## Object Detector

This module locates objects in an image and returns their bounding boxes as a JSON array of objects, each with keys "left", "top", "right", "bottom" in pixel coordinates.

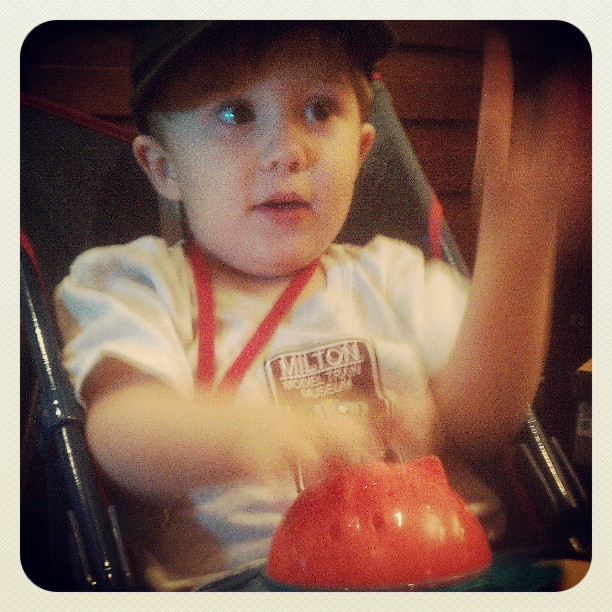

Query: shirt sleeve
[
  {"left": 54, "top": 236, "right": 198, "bottom": 401},
  {"left": 419, "top": 258, "right": 470, "bottom": 373},
  {"left": 353, "top": 236, "right": 470, "bottom": 374}
]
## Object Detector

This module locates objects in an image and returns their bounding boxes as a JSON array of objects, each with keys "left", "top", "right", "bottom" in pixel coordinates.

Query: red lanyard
[{"left": 187, "top": 239, "right": 320, "bottom": 394}]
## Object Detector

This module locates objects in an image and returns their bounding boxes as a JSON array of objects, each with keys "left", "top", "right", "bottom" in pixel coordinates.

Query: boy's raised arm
[{"left": 430, "top": 31, "right": 591, "bottom": 455}]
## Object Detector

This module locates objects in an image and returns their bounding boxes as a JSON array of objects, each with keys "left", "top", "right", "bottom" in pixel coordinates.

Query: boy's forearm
[
  {"left": 432, "top": 199, "right": 558, "bottom": 455},
  {"left": 85, "top": 383, "right": 242, "bottom": 503},
  {"left": 430, "top": 27, "right": 586, "bottom": 455},
  {"left": 84, "top": 369, "right": 377, "bottom": 502}
]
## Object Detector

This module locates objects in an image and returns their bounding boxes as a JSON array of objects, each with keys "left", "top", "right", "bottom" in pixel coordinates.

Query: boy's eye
[
  {"left": 305, "top": 97, "right": 336, "bottom": 123},
  {"left": 217, "top": 101, "right": 255, "bottom": 125}
]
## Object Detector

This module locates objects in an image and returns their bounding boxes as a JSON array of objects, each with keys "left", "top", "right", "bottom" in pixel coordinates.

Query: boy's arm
[
  {"left": 430, "top": 32, "right": 591, "bottom": 455},
  {"left": 82, "top": 358, "right": 376, "bottom": 503}
]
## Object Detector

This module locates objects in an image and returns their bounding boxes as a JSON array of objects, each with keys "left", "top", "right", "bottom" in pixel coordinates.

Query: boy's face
[{"left": 135, "top": 31, "right": 375, "bottom": 279}]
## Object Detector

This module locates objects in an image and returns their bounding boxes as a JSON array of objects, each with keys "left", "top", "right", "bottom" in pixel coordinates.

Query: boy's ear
[
  {"left": 132, "top": 135, "right": 182, "bottom": 201},
  {"left": 358, "top": 122, "right": 376, "bottom": 166}
]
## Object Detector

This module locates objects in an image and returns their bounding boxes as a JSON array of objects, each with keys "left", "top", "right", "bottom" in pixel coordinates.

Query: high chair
[{"left": 20, "top": 78, "right": 589, "bottom": 591}]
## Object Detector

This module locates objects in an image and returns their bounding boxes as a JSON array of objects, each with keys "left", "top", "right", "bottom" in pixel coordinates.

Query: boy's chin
[
  {"left": 208, "top": 251, "right": 316, "bottom": 284},
  {"left": 242, "top": 245, "right": 321, "bottom": 276},
  {"left": 242, "top": 260, "right": 314, "bottom": 281}
]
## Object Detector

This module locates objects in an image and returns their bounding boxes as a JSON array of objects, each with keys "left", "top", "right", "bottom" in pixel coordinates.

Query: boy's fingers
[
  {"left": 313, "top": 412, "right": 381, "bottom": 463},
  {"left": 230, "top": 401, "right": 381, "bottom": 483},
  {"left": 506, "top": 63, "right": 591, "bottom": 217},
  {"left": 540, "top": 66, "right": 591, "bottom": 203}
]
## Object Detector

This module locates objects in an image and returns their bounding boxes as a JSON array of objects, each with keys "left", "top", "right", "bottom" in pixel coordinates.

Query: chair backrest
[
  {"left": 342, "top": 80, "right": 469, "bottom": 275},
  {"left": 20, "top": 96, "right": 160, "bottom": 293},
  {"left": 21, "top": 97, "right": 158, "bottom": 590}
]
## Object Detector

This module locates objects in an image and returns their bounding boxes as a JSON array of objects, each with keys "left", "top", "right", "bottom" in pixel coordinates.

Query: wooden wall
[{"left": 381, "top": 21, "right": 486, "bottom": 266}]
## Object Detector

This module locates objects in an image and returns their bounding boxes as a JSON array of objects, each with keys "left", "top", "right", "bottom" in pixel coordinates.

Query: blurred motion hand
[
  {"left": 430, "top": 28, "right": 590, "bottom": 453},
  {"left": 201, "top": 389, "right": 382, "bottom": 485},
  {"left": 472, "top": 29, "right": 591, "bottom": 228}
]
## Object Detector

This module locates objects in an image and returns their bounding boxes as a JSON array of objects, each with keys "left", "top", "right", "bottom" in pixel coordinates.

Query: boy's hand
[
  {"left": 206, "top": 392, "right": 381, "bottom": 485},
  {"left": 472, "top": 30, "right": 591, "bottom": 228}
]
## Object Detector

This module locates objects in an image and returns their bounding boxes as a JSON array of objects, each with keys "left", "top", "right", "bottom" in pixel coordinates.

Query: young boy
[{"left": 54, "top": 21, "right": 589, "bottom": 590}]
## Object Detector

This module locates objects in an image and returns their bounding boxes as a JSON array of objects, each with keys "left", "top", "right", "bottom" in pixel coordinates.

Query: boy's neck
[{"left": 204, "top": 251, "right": 295, "bottom": 298}]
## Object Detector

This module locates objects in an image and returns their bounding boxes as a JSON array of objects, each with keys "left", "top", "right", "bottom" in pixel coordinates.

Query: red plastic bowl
[{"left": 267, "top": 456, "right": 492, "bottom": 589}]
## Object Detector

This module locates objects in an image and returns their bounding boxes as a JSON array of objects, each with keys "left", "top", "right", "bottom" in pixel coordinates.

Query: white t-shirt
[{"left": 55, "top": 234, "right": 469, "bottom": 590}]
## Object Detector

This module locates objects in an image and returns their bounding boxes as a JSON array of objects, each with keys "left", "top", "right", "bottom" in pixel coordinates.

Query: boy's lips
[{"left": 254, "top": 193, "right": 313, "bottom": 225}]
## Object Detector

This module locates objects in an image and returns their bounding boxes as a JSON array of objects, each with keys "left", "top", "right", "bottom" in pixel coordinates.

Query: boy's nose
[{"left": 260, "top": 122, "right": 312, "bottom": 173}]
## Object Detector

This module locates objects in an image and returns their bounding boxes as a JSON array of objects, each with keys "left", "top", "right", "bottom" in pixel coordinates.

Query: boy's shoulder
[
  {"left": 64, "top": 235, "right": 190, "bottom": 288},
  {"left": 327, "top": 235, "right": 426, "bottom": 271},
  {"left": 71, "top": 235, "right": 182, "bottom": 265},
  {"left": 325, "top": 235, "right": 467, "bottom": 301}
]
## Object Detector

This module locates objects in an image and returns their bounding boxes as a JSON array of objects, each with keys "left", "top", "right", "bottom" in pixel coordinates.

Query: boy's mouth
[
  {"left": 254, "top": 193, "right": 312, "bottom": 225},
  {"left": 255, "top": 193, "right": 311, "bottom": 211}
]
